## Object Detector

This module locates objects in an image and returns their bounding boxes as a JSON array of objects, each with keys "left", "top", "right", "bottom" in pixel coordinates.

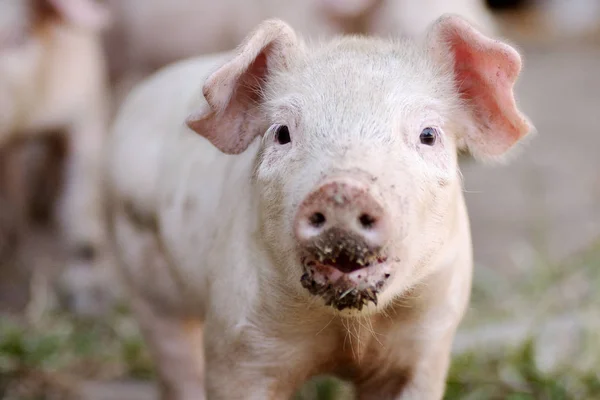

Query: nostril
[
  {"left": 359, "top": 213, "right": 377, "bottom": 229},
  {"left": 309, "top": 212, "right": 326, "bottom": 228}
]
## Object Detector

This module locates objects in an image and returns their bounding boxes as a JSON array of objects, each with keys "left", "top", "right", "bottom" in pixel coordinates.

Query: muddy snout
[
  {"left": 294, "top": 178, "right": 390, "bottom": 273},
  {"left": 294, "top": 178, "right": 393, "bottom": 311}
]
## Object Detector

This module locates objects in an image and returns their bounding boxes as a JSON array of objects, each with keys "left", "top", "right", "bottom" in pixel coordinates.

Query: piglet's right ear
[{"left": 186, "top": 19, "right": 298, "bottom": 155}]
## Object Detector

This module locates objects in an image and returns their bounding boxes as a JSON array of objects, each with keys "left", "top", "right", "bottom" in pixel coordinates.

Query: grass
[
  {"left": 1, "top": 241, "right": 599, "bottom": 399},
  {"left": 0, "top": 307, "right": 153, "bottom": 400},
  {"left": 446, "top": 340, "right": 600, "bottom": 400}
]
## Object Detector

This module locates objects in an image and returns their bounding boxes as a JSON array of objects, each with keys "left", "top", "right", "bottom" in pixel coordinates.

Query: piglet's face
[{"left": 187, "top": 16, "right": 533, "bottom": 314}]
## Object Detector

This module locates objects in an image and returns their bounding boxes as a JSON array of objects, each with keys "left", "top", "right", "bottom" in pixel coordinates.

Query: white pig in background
[
  {"left": 0, "top": 0, "right": 114, "bottom": 315},
  {"left": 319, "top": 0, "right": 497, "bottom": 37},
  {"left": 103, "top": 0, "right": 497, "bottom": 106},
  {"left": 107, "top": 13, "right": 532, "bottom": 399}
]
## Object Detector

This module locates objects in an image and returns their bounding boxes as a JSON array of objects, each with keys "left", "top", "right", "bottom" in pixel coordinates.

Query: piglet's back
[{"left": 108, "top": 51, "right": 234, "bottom": 215}]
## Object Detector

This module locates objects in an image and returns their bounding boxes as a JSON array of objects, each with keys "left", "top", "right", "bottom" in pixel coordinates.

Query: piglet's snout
[{"left": 294, "top": 179, "right": 390, "bottom": 255}]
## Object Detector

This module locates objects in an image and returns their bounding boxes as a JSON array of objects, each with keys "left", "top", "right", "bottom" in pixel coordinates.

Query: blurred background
[{"left": 0, "top": 0, "right": 598, "bottom": 399}]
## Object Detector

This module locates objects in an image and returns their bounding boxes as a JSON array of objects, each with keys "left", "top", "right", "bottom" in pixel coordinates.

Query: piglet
[
  {"left": 107, "top": 14, "right": 533, "bottom": 400},
  {"left": 0, "top": 0, "right": 113, "bottom": 316}
]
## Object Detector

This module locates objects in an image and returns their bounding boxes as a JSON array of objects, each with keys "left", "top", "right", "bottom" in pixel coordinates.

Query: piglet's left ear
[{"left": 427, "top": 14, "right": 534, "bottom": 160}]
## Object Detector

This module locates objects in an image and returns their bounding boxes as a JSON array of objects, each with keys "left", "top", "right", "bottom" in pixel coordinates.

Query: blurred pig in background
[
  {"left": 103, "top": 0, "right": 497, "bottom": 106},
  {"left": 0, "top": 0, "right": 113, "bottom": 316},
  {"left": 319, "top": 0, "right": 496, "bottom": 36}
]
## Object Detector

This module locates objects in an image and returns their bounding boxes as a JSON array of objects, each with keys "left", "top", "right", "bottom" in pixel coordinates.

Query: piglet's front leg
[
  {"left": 355, "top": 334, "right": 454, "bottom": 400},
  {"left": 203, "top": 324, "right": 314, "bottom": 400}
]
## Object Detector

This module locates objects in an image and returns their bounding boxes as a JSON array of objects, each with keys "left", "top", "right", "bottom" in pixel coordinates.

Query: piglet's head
[{"left": 187, "top": 16, "right": 533, "bottom": 315}]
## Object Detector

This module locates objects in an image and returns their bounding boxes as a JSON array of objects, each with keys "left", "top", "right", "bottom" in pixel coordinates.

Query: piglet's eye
[
  {"left": 275, "top": 125, "right": 291, "bottom": 145},
  {"left": 419, "top": 127, "right": 437, "bottom": 146}
]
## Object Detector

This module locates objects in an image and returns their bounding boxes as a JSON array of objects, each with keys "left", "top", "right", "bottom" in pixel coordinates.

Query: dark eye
[
  {"left": 275, "top": 125, "right": 291, "bottom": 145},
  {"left": 419, "top": 127, "right": 437, "bottom": 146}
]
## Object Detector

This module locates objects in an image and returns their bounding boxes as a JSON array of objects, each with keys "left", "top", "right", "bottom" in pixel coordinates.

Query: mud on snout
[{"left": 299, "top": 228, "right": 393, "bottom": 311}]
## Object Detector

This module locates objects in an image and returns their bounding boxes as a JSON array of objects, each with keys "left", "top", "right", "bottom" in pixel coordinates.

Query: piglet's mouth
[
  {"left": 299, "top": 250, "right": 391, "bottom": 311},
  {"left": 310, "top": 251, "right": 388, "bottom": 273}
]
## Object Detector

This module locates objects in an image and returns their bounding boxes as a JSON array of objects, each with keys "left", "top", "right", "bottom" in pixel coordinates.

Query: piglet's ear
[
  {"left": 47, "top": 0, "right": 112, "bottom": 31},
  {"left": 427, "top": 14, "right": 534, "bottom": 159},
  {"left": 186, "top": 19, "right": 298, "bottom": 155}
]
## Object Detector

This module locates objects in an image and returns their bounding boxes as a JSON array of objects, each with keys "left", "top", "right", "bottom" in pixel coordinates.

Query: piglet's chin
[{"left": 300, "top": 255, "right": 393, "bottom": 313}]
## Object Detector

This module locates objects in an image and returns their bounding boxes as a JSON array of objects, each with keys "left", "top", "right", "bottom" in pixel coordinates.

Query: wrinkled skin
[
  {"left": 0, "top": 0, "right": 114, "bottom": 316},
  {"left": 108, "top": 16, "right": 532, "bottom": 400}
]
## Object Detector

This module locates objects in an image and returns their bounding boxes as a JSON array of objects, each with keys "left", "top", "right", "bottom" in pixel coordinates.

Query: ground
[{"left": 1, "top": 5, "right": 600, "bottom": 400}]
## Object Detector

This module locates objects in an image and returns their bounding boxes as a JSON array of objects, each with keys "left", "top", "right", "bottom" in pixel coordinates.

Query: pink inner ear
[
  {"left": 251, "top": 51, "right": 268, "bottom": 79},
  {"left": 446, "top": 22, "right": 530, "bottom": 156},
  {"left": 188, "top": 47, "right": 271, "bottom": 155},
  {"left": 235, "top": 50, "right": 268, "bottom": 105}
]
